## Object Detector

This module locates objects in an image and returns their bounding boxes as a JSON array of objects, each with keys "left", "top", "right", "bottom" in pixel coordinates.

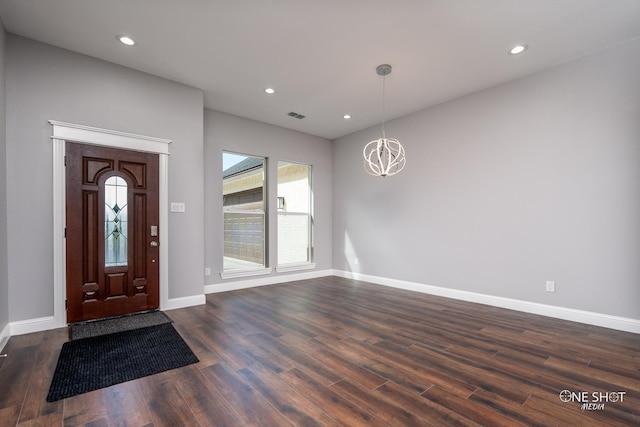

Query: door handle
[{"left": 150, "top": 241, "right": 159, "bottom": 247}]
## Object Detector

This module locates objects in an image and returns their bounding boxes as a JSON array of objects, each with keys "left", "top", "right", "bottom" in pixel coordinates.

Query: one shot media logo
[{"left": 559, "top": 389, "right": 627, "bottom": 411}]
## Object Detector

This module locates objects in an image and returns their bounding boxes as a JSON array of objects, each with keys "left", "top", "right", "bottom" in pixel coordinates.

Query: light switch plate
[{"left": 170, "top": 202, "right": 186, "bottom": 213}]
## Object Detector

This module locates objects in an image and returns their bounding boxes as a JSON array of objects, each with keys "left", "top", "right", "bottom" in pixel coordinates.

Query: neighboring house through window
[
  {"left": 222, "top": 152, "right": 266, "bottom": 271},
  {"left": 221, "top": 153, "right": 314, "bottom": 276},
  {"left": 277, "top": 161, "right": 312, "bottom": 266}
]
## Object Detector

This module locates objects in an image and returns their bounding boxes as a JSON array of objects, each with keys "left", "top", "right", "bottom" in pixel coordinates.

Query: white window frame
[
  {"left": 220, "top": 151, "right": 271, "bottom": 279},
  {"left": 275, "top": 161, "right": 316, "bottom": 273}
]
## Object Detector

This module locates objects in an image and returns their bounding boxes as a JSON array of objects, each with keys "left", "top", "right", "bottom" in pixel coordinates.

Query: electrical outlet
[
  {"left": 546, "top": 281, "right": 555, "bottom": 293},
  {"left": 204, "top": 267, "right": 211, "bottom": 276},
  {"left": 354, "top": 258, "right": 359, "bottom": 266}
]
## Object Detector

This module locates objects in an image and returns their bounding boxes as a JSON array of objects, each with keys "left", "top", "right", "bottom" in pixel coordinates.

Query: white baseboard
[
  {"left": 335, "top": 270, "right": 640, "bottom": 334},
  {"left": 164, "top": 294, "right": 207, "bottom": 311},
  {"left": 10, "top": 316, "right": 57, "bottom": 336},
  {"left": 0, "top": 323, "right": 10, "bottom": 353},
  {"left": 9, "top": 272, "right": 637, "bottom": 336},
  {"left": 6, "top": 294, "right": 206, "bottom": 336},
  {"left": 205, "top": 269, "right": 334, "bottom": 294}
]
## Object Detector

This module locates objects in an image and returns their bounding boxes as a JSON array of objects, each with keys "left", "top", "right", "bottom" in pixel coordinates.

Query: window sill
[
  {"left": 220, "top": 267, "right": 272, "bottom": 280},
  {"left": 276, "top": 263, "right": 316, "bottom": 273}
]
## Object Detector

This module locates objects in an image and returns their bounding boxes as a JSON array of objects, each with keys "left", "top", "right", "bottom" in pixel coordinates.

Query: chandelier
[{"left": 363, "top": 64, "right": 406, "bottom": 177}]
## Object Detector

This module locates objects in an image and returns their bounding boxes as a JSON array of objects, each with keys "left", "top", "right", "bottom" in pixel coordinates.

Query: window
[
  {"left": 222, "top": 152, "right": 266, "bottom": 271},
  {"left": 277, "top": 161, "right": 312, "bottom": 266},
  {"left": 105, "top": 175, "right": 128, "bottom": 267}
]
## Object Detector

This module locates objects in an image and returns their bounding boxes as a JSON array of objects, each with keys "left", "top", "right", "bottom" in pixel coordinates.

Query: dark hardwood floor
[{"left": 1, "top": 276, "right": 639, "bottom": 426}]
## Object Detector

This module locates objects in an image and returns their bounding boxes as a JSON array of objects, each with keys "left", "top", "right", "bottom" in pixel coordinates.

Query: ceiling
[{"left": 1, "top": 1, "right": 639, "bottom": 140}]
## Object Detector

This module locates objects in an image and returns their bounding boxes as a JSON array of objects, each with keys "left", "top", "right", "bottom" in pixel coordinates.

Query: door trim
[{"left": 50, "top": 120, "right": 171, "bottom": 327}]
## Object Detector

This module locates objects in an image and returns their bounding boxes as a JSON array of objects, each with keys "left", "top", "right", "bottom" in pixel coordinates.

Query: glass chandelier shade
[{"left": 363, "top": 64, "right": 406, "bottom": 177}]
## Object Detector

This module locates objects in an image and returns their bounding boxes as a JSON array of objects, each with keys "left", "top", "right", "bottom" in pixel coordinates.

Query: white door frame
[{"left": 50, "top": 120, "right": 171, "bottom": 327}]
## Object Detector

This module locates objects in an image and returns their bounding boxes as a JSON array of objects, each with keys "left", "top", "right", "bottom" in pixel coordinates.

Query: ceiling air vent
[{"left": 287, "top": 112, "right": 306, "bottom": 119}]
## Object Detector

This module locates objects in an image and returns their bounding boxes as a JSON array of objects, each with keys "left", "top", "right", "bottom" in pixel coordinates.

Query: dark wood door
[{"left": 66, "top": 142, "right": 160, "bottom": 323}]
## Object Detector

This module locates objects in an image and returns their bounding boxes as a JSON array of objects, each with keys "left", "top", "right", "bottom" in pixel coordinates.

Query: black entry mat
[
  {"left": 69, "top": 310, "right": 172, "bottom": 340},
  {"left": 47, "top": 323, "right": 198, "bottom": 402}
]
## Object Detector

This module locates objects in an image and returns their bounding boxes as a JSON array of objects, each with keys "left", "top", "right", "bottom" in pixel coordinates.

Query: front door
[{"left": 65, "top": 142, "right": 160, "bottom": 323}]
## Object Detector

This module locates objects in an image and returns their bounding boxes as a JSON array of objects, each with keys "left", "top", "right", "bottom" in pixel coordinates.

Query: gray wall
[
  {"left": 204, "top": 110, "right": 333, "bottom": 284},
  {"left": 6, "top": 35, "right": 205, "bottom": 322},
  {"left": 333, "top": 38, "right": 640, "bottom": 319},
  {"left": 0, "top": 23, "right": 8, "bottom": 332}
]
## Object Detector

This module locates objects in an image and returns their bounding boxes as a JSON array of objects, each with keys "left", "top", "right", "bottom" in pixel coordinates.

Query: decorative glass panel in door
[{"left": 105, "top": 176, "right": 128, "bottom": 267}]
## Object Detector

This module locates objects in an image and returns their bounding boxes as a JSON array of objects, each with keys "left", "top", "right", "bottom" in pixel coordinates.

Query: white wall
[
  {"left": 5, "top": 36, "right": 205, "bottom": 322},
  {"left": 333, "top": 38, "right": 640, "bottom": 320},
  {"left": 0, "top": 23, "right": 8, "bottom": 340},
  {"left": 4, "top": 30, "right": 638, "bottom": 331},
  {"left": 204, "top": 110, "right": 333, "bottom": 287}
]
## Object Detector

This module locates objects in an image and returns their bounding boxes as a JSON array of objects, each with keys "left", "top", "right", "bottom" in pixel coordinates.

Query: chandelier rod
[{"left": 381, "top": 72, "right": 386, "bottom": 139}]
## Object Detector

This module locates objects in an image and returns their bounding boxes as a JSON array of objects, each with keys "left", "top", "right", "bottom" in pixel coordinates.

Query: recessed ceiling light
[
  {"left": 508, "top": 44, "right": 528, "bottom": 55},
  {"left": 343, "top": 114, "right": 352, "bottom": 120},
  {"left": 117, "top": 35, "right": 135, "bottom": 46},
  {"left": 264, "top": 88, "right": 275, "bottom": 94}
]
